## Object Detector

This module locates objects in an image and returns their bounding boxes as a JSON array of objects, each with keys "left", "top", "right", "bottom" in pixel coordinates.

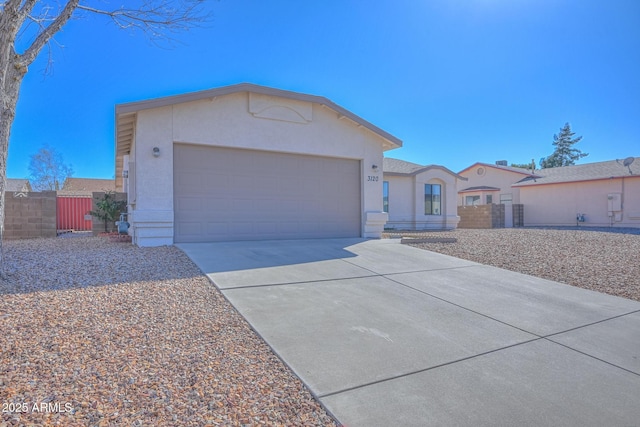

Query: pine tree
[{"left": 539, "top": 123, "right": 588, "bottom": 168}]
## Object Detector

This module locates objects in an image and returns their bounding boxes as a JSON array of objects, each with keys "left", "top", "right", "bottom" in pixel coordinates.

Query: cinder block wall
[
  {"left": 492, "top": 204, "right": 505, "bottom": 228},
  {"left": 91, "top": 192, "right": 128, "bottom": 235},
  {"left": 4, "top": 191, "right": 57, "bottom": 239},
  {"left": 513, "top": 204, "right": 524, "bottom": 227},
  {"left": 458, "top": 204, "right": 505, "bottom": 229}
]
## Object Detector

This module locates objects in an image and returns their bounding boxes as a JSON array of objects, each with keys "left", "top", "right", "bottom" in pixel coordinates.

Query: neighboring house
[
  {"left": 5, "top": 178, "right": 32, "bottom": 193},
  {"left": 115, "top": 83, "right": 402, "bottom": 246},
  {"left": 514, "top": 158, "right": 640, "bottom": 228},
  {"left": 458, "top": 161, "right": 534, "bottom": 207},
  {"left": 59, "top": 178, "right": 116, "bottom": 196},
  {"left": 382, "top": 158, "right": 466, "bottom": 230},
  {"left": 458, "top": 161, "right": 535, "bottom": 227},
  {"left": 458, "top": 158, "right": 640, "bottom": 229}
]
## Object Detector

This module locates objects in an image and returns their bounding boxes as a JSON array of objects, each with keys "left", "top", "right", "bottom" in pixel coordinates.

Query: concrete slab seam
[
  {"left": 542, "top": 309, "right": 640, "bottom": 340},
  {"left": 542, "top": 336, "right": 640, "bottom": 377},
  {"left": 542, "top": 309, "right": 640, "bottom": 377},
  {"left": 383, "top": 275, "right": 640, "bottom": 379},
  {"left": 341, "top": 260, "right": 480, "bottom": 276},
  {"left": 317, "top": 337, "right": 544, "bottom": 399},
  {"left": 215, "top": 273, "right": 382, "bottom": 290},
  {"left": 175, "top": 247, "right": 344, "bottom": 426},
  {"left": 380, "top": 274, "right": 543, "bottom": 338}
]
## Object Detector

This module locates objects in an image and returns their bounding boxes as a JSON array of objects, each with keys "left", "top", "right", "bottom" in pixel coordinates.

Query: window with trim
[
  {"left": 486, "top": 195, "right": 493, "bottom": 204},
  {"left": 500, "top": 193, "right": 513, "bottom": 204},
  {"left": 465, "top": 195, "right": 480, "bottom": 206},
  {"left": 383, "top": 181, "right": 389, "bottom": 213},
  {"left": 425, "top": 184, "right": 441, "bottom": 215}
]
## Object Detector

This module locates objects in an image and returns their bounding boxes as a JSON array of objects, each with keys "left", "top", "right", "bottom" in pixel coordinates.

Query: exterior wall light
[
  {"left": 152, "top": 147, "right": 160, "bottom": 157},
  {"left": 372, "top": 164, "right": 378, "bottom": 171}
]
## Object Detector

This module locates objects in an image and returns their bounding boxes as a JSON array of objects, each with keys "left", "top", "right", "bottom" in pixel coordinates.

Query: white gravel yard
[
  {"left": 388, "top": 227, "right": 640, "bottom": 302},
  {"left": 0, "top": 235, "right": 337, "bottom": 426}
]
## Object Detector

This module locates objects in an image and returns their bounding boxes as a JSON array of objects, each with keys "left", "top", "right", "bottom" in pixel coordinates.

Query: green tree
[
  {"left": 90, "top": 191, "right": 126, "bottom": 233},
  {"left": 28, "top": 144, "right": 73, "bottom": 191},
  {"left": 510, "top": 159, "right": 536, "bottom": 170},
  {"left": 539, "top": 123, "right": 588, "bottom": 168}
]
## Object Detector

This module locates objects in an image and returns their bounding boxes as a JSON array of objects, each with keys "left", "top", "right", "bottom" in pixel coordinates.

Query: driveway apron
[{"left": 178, "top": 238, "right": 640, "bottom": 427}]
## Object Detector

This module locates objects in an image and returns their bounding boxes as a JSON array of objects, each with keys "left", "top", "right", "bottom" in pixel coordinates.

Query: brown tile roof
[{"left": 59, "top": 178, "right": 116, "bottom": 195}]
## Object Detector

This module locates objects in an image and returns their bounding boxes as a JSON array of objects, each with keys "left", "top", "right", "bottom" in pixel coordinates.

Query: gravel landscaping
[
  {"left": 388, "top": 227, "right": 640, "bottom": 302},
  {"left": 0, "top": 235, "right": 337, "bottom": 426}
]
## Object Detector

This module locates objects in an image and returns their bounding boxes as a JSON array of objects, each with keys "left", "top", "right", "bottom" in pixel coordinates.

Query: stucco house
[
  {"left": 115, "top": 83, "right": 402, "bottom": 246},
  {"left": 458, "top": 161, "right": 534, "bottom": 227},
  {"left": 382, "top": 158, "right": 466, "bottom": 230},
  {"left": 458, "top": 158, "right": 640, "bottom": 229},
  {"left": 458, "top": 161, "right": 534, "bottom": 206},
  {"left": 515, "top": 158, "right": 640, "bottom": 228}
]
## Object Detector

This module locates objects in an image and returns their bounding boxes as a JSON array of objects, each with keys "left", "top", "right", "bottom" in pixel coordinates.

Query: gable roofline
[
  {"left": 459, "top": 185, "right": 501, "bottom": 193},
  {"left": 5, "top": 178, "right": 32, "bottom": 192},
  {"left": 116, "top": 82, "right": 402, "bottom": 149},
  {"left": 458, "top": 162, "right": 535, "bottom": 176},
  {"left": 383, "top": 157, "right": 466, "bottom": 180},
  {"left": 512, "top": 157, "right": 640, "bottom": 187}
]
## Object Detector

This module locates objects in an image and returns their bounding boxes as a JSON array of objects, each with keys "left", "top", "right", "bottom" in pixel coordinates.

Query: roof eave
[
  {"left": 115, "top": 83, "right": 403, "bottom": 151},
  {"left": 513, "top": 174, "right": 639, "bottom": 187}
]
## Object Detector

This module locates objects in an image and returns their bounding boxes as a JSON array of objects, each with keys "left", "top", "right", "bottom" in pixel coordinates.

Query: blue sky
[{"left": 8, "top": 0, "right": 640, "bottom": 179}]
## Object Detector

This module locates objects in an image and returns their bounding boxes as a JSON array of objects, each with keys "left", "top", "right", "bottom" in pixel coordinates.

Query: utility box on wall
[
  {"left": 607, "top": 193, "right": 622, "bottom": 212},
  {"left": 607, "top": 193, "right": 622, "bottom": 222}
]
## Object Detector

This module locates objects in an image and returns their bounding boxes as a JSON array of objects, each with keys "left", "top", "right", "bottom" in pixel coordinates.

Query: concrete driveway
[{"left": 178, "top": 238, "right": 640, "bottom": 426}]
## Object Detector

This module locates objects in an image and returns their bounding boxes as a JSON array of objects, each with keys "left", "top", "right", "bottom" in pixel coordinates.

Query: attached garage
[
  {"left": 115, "top": 83, "right": 402, "bottom": 247},
  {"left": 173, "top": 144, "right": 361, "bottom": 242}
]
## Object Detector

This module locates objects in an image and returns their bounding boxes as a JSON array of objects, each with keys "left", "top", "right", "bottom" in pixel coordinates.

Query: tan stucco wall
[
  {"left": 519, "top": 176, "right": 640, "bottom": 227},
  {"left": 129, "top": 92, "right": 392, "bottom": 246},
  {"left": 459, "top": 165, "right": 528, "bottom": 205},
  {"left": 383, "top": 170, "right": 460, "bottom": 230}
]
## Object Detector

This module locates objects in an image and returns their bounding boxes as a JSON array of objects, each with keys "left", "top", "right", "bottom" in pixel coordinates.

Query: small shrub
[{"left": 90, "top": 192, "right": 126, "bottom": 233}]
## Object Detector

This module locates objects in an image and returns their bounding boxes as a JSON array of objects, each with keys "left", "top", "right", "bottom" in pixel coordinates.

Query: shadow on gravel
[{"left": 0, "top": 235, "right": 202, "bottom": 295}]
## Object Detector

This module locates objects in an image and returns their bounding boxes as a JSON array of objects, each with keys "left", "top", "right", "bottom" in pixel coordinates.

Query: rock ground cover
[
  {"left": 388, "top": 227, "right": 640, "bottom": 302},
  {"left": 0, "top": 235, "right": 338, "bottom": 426}
]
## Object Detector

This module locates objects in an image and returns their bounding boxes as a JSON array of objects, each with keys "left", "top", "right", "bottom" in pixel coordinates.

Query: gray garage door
[{"left": 174, "top": 144, "right": 361, "bottom": 243}]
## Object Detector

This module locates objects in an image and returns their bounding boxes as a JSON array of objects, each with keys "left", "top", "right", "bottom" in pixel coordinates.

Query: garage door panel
[
  {"left": 174, "top": 145, "right": 361, "bottom": 242},
  {"left": 176, "top": 222, "right": 202, "bottom": 238},
  {"left": 175, "top": 196, "right": 203, "bottom": 211}
]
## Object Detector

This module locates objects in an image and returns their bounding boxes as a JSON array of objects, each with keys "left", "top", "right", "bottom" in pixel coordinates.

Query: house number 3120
[{"left": 367, "top": 176, "right": 379, "bottom": 182}]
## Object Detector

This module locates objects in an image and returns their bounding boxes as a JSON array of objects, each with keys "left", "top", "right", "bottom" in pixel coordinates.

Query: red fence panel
[{"left": 56, "top": 196, "right": 93, "bottom": 231}]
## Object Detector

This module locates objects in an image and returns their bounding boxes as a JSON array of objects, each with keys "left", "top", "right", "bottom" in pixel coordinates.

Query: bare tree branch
[
  {"left": 19, "top": 0, "right": 40, "bottom": 22},
  {"left": 0, "top": 0, "right": 25, "bottom": 43},
  {"left": 77, "top": 1, "right": 210, "bottom": 40},
  {"left": 1, "top": 0, "right": 212, "bottom": 275},
  {"left": 20, "top": 0, "right": 79, "bottom": 68}
]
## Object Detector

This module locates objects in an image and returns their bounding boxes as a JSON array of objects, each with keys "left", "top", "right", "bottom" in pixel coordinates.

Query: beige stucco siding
[
  {"left": 519, "top": 177, "right": 640, "bottom": 227},
  {"left": 384, "top": 175, "right": 414, "bottom": 227},
  {"left": 127, "top": 91, "right": 392, "bottom": 246},
  {"left": 384, "top": 169, "right": 460, "bottom": 230},
  {"left": 459, "top": 164, "right": 527, "bottom": 205}
]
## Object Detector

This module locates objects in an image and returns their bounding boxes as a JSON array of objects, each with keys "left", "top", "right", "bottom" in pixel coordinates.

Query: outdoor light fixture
[
  {"left": 372, "top": 164, "right": 378, "bottom": 171},
  {"left": 152, "top": 147, "right": 160, "bottom": 157}
]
